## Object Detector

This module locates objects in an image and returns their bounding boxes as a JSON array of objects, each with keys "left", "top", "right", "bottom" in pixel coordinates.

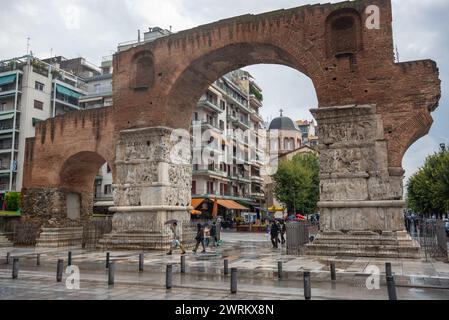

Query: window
[
  {"left": 191, "top": 181, "right": 196, "bottom": 195},
  {"left": 35, "top": 81, "right": 44, "bottom": 91},
  {"left": 220, "top": 100, "right": 226, "bottom": 110},
  {"left": 104, "top": 184, "right": 112, "bottom": 195},
  {"left": 0, "top": 103, "right": 6, "bottom": 112},
  {"left": 106, "top": 165, "right": 111, "bottom": 173},
  {"left": 34, "top": 100, "right": 43, "bottom": 110}
]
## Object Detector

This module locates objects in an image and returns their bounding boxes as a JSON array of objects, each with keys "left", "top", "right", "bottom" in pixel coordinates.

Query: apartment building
[
  {"left": 0, "top": 55, "right": 98, "bottom": 194},
  {"left": 191, "top": 69, "right": 267, "bottom": 218},
  {"left": 296, "top": 119, "right": 318, "bottom": 147}
]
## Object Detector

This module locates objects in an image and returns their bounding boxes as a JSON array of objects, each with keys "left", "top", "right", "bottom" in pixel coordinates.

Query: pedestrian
[
  {"left": 270, "top": 220, "right": 280, "bottom": 248},
  {"left": 210, "top": 222, "right": 218, "bottom": 247},
  {"left": 193, "top": 223, "right": 206, "bottom": 253},
  {"left": 280, "top": 221, "right": 286, "bottom": 245},
  {"left": 167, "top": 222, "right": 186, "bottom": 255}
]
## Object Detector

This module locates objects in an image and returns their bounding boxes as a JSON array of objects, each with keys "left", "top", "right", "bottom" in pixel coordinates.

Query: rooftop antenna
[
  {"left": 138, "top": 29, "right": 141, "bottom": 43},
  {"left": 26, "top": 37, "right": 31, "bottom": 55},
  {"left": 395, "top": 45, "right": 400, "bottom": 63},
  {"left": 170, "top": 25, "right": 172, "bottom": 32}
]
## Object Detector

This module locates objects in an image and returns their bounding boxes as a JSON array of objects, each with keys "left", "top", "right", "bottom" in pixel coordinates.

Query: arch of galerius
[{"left": 22, "top": 0, "right": 441, "bottom": 256}]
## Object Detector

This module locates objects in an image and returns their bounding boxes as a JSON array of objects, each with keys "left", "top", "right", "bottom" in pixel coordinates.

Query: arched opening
[
  {"left": 130, "top": 51, "right": 155, "bottom": 90},
  {"left": 59, "top": 151, "right": 113, "bottom": 221},
  {"left": 326, "top": 8, "right": 363, "bottom": 58},
  {"left": 171, "top": 45, "right": 319, "bottom": 235}
]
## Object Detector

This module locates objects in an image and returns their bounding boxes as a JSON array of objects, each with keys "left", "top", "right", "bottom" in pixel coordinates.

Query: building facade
[
  {"left": 296, "top": 119, "right": 318, "bottom": 147},
  {"left": 0, "top": 55, "right": 97, "bottom": 195}
]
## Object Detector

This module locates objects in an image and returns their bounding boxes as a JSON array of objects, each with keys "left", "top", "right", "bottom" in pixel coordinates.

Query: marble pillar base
[
  {"left": 305, "top": 231, "right": 420, "bottom": 258},
  {"left": 98, "top": 206, "right": 195, "bottom": 251},
  {"left": 36, "top": 227, "right": 84, "bottom": 248}
]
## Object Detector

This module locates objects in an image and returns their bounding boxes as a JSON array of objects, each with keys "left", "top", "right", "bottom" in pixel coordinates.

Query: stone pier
[
  {"left": 98, "top": 127, "right": 195, "bottom": 250},
  {"left": 305, "top": 105, "right": 420, "bottom": 258}
]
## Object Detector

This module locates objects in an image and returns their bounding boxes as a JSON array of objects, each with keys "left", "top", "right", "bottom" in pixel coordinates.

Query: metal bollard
[
  {"left": 181, "top": 255, "right": 186, "bottom": 274},
  {"left": 304, "top": 271, "right": 312, "bottom": 300},
  {"left": 108, "top": 262, "right": 115, "bottom": 286},
  {"left": 330, "top": 262, "right": 336, "bottom": 281},
  {"left": 231, "top": 268, "right": 238, "bottom": 294},
  {"left": 224, "top": 259, "right": 229, "bottom": 275},
  {"left": 106, "top": 252, "right": 110, "bottom": 269},
  {"left": 36, "top": 254, "right": 40, "bottom": 266},
  {"left": 277, "top": 261, "right": 283, "bottom": 279},
  {"left": 386, "top": 275, "right": 397, "bottom": 300},
  {"left": 68, "top": 251, "right": 72, "bottom": 266},
  {"left": 139, "top": 253, "right": 144, "bottom": 272},
  {"left": 385, "top": 262, "right": 392, "bottom": 277},
  {"left": 166, "top": 265, "right": 173, "bottom": 289},
  {"left": 5, "top": 252, "right": 10, "bottom": 265},
  {"left": 12, "top": 258, "right": 19, "bottom": 279},
  {"left": 56, "top": 259, "right": 64, "bottom": 282}
]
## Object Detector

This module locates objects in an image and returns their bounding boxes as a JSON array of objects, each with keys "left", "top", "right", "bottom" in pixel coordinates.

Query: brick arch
[
  {"left": 164, "top": 42, "right": 322, "bottom": 130},
  {"left": 59, "top": 151, "right": 113, "bottom": 220}
]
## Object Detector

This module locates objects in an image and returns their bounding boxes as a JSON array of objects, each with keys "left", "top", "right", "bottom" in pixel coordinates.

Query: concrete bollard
[
  {"left": 106, "top": 252, "right": 110, "bottom": 269},
  {"left": 5, "top": 252, "right": 10, "bottom": 265},
  {"left": 166, "top": 265, "right": 173, "bottom": 289},
  {"left": 224, "top": 259, "right": 229, "bottom": 275},
  {"left": 181, "top": 255, "right": 186, "bottom": 274},
  {"left": 385, "top": 262, "right": 392, "bottom": 277},
  {"left": 36, "top": 254, "right": 40, "bottom": 266},
  {"left": 108, "top": 262, "right": 115, "bottom": 286},
  {"left": 139, "top": 253, "right": 144, "bottom": 272},
  {"left": 231, "top": 268, "right": 238, "bottom": 294},
  {"left": 330, "top": 262, "right": 336, "bottom": 281},
  {"left": 277, "top": 261, "right": 283, "bottom": 279},
  {"left": 68, "top": 251, "right": 72, "bottom": 266},
  {"left": 56, "top": 259, "right": 64, "bottom": 282},
  {"left": 12, "top": 258, "right": 19, "bottom": 279},
  {"left": 304, "top": 271, "right": 312, "bottom": 300},
  {"left": 386, "top": 275, "right": 397, "bottom": 300}
]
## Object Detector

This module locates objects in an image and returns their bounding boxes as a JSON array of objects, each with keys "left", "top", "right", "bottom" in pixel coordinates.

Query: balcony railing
[{"left": 197, "top": 99, "right": 223, "bottom": 113}]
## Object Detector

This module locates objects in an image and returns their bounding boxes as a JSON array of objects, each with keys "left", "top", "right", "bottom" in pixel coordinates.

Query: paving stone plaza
[{"left": 1, "top": 232, "right": 449, "bottom": 300}]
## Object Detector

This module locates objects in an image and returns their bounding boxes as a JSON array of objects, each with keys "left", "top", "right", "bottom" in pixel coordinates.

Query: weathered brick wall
[{"left": 22, "top": 107, "right": 115, "bottom": 221}]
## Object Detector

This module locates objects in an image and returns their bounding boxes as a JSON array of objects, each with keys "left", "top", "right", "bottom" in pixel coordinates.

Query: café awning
[
  {"left": 191, "top": 198, "right": 205, "bottom": 209},
  {"left": 216, "top": 199, "right": 249, "bottom": 210}
]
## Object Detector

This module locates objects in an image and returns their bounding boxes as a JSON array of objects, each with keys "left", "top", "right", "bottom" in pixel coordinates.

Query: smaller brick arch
[{"left": 59, "top": 151, "right": 113, "bottom": 220}]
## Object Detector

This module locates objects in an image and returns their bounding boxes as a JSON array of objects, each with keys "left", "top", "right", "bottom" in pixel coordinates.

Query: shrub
[{"left": 5, "top": 192, "right": 21, "bottom": 211}]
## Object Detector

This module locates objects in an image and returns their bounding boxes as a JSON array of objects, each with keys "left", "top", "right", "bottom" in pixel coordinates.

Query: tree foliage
[
  {"left": 272, "top": 153, "right": 319, "bottom": 215},
  {"left": 407, "top": 149, "right": 449, "bottom": 216}
]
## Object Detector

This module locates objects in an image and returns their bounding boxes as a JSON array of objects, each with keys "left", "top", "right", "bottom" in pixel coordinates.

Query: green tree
[
  {"left": 407, "top": 148, "right": 449, "bottom": 217},
  {"left": 272, "top": 153, "right": 319, "bottom": 215}
]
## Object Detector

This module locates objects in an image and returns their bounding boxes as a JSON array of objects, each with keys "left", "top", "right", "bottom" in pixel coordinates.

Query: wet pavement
[{"left": 0, "top": 231, "right": 449, "bottom": 300}]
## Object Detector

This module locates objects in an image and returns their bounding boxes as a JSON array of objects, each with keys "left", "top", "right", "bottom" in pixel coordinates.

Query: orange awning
[
  {"left": 191, "top": 198, "right": 205, "bottom": 209},
  {"left": 216, "top": 199, "right": 249, "bottom": 210}
]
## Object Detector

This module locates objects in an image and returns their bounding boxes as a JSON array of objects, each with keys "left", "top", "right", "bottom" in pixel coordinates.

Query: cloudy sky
[{"left": 0, "top": 0, "right": 447, "bottom": 180}]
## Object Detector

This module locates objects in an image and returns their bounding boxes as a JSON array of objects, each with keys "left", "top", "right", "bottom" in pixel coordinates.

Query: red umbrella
[{"left": 296, "top": 214, "right": 306, "bottom": 220}]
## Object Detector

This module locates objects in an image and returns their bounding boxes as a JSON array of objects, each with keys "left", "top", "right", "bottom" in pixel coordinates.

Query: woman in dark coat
[{"left": 193, "top": 223, "right": 206, "bottom": 253}]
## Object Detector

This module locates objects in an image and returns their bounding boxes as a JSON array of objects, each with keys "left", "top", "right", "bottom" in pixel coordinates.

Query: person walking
[
  {"left": 193, "top": 223, "right": 206, "bottom": 253},
  {"left": 270, "top": 220, "right": 280, "bottom": 248},
  {"left": 167, "top": 222, "right": 186, "bottom": 255},
  {"left": 280, "top": 221, "right": 287, "bottom": 245},
  {"left": 210, "top": 222, "right": 218, "bottom": 247}
]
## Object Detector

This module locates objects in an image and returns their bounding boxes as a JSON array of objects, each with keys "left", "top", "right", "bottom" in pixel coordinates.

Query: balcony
[
  {"left": 197, "top": 99, "right": 223, "bottom": 114},
  {"left": 250, "top": 192, "right": 265, "bottom": 199},
  {"left": 251, "top": 175, "right": 264, "bottom": 184},
  {"left": 192, "top": 120, "right": 223, "bottom": 133},
  {"left": 94, "top": 192, "right": 113, "bottom": 201},
  {"left": 192, "top": 168, "right": 228, "bottom": 179},
  {"left": 227, "top": 114, "right": 250, "bottom": 131},
  {"left": 229, "top": 174, "right": 251, "bottom": 184}
]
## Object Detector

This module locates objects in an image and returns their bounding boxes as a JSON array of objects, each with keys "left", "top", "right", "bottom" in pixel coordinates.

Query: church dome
[{"left": 269, "top": 116, "right": 299, "bottom": 131}]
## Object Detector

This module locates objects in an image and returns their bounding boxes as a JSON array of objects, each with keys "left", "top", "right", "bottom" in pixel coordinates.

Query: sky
[{"left": 0, "top": 0, "right": 447, "bottom": 180}]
